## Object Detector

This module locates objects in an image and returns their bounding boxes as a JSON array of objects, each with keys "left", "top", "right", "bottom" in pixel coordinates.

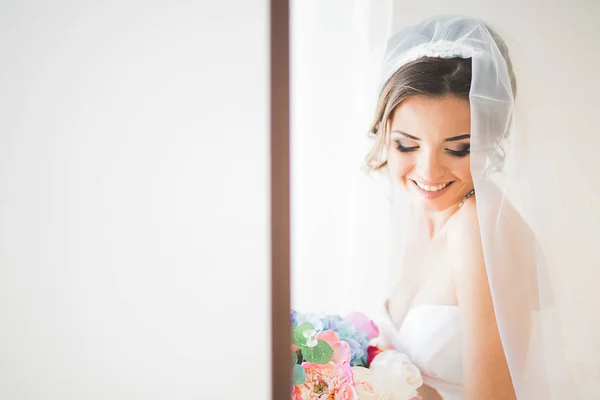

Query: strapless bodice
[{"left": 378, "top": 304, "right": 464, "bottom": 399}]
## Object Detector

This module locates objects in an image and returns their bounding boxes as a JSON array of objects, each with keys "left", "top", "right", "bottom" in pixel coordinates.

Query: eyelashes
[
  {"left": 446, "top": 147, "right": 470, "bottom": 157},
  {"left": 395, "top": 142, "right": 419, "bottom": 153},
  {"left": 394, "top": 140, "right": 470, "bottom": 158}
]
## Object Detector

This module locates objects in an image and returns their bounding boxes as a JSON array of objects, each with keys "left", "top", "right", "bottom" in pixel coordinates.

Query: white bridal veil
[{"left": 364, "top": 14, "right": 600, "bottom": 399}]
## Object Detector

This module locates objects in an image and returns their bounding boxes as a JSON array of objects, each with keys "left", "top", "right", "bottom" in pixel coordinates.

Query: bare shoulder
[
  {"left": 445, "top": 199, "right": 482, "bottom": 256},
  {"left": 447, "top": 195, "right": 537, "bottom": 275},
  {"left": 444, "top": 199, "right": 487, "bottom": 295},
  {"left": 444, "top": 196, "right": 533, "bottom": 263}
]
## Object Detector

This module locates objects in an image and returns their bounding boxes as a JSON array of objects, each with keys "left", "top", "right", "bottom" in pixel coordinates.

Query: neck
[
  {"left": 420, "top": 206, "right": 460, "bottom": 238},
  {"left": 419, "top": 189, "right": 475, "bottom": 238}
]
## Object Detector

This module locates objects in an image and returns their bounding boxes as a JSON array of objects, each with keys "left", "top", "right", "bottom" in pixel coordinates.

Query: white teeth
[{"left": 415, "top": 181, "right": 451, "bottom": 192}]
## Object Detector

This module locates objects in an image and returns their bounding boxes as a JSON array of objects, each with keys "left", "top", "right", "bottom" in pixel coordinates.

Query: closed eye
[
  {"left": 395, "top": 140, "right": 419, "bottom": 153},
  {"left": 394, "top": 139, "right": 470, "bottom": 157},
  {"left": 445, "top": 144, "right": 470, "bottom": 157}
]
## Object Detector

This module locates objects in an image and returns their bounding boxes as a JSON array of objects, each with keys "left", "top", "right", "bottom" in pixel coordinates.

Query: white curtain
[{"left": 290, "top": 0, "right": 394, "bottom": 316}]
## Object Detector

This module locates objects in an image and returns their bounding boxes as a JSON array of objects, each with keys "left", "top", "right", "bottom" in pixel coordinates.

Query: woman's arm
[{"left": 450, "top": 206, "right": 517, "bottom": 399}]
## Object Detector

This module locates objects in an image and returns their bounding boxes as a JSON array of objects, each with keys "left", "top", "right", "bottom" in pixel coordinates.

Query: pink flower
[
  {"left": 296, "top": 362, "right": 358, "bottom": 400},
  {"left": 292, "top": 385, "right": 303, "bottom": 400},
  {"left": 337, "top": 384, "right": 360, "bottom": 400},
  {"left": 347, "top": 312, "right": 379, "bottom": 340},
  {"left": 316, "top": 330, "right": 352, "bottom": 365}
]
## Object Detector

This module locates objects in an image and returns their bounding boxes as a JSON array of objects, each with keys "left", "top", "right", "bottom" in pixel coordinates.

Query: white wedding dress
[{"left": 379, "top": 304, "right": 464, "bottom": 400}]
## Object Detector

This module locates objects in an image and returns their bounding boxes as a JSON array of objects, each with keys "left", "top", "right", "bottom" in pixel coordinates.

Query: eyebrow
[{"left": 391, "top": 130, "right": 471, "bottom": 142}]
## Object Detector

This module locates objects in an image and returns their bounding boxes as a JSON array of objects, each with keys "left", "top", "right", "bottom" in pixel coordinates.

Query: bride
[{"left": 362, "top": 15, "right": 600, "bottom": 399}]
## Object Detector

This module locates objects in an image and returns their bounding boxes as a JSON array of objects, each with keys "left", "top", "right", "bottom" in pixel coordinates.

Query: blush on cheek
[{"left": 388, "top": 155, "right": 413, "bottom": 188}]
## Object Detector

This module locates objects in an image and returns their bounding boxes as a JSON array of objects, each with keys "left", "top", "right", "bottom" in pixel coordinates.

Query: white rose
[
  {"left": 369, "top": 350, "right": 423, "bottom": 400},
  {"left": 351, "top": 367, "right": 388, "bottom": 400}
]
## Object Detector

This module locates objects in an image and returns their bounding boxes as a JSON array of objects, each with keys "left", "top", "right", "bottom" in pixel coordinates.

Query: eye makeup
[
  {"left": 445, "top": 143, "right": 470, "bottom": 157},
  {"left": 393, "top": 139, "right": 470, "bottom": 157},
  {"left": 395, "top": 140, "right": 418, "bottom": 152}
]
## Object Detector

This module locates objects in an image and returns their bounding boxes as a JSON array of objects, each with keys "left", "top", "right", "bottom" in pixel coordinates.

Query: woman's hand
[{"left": 417, "top": 384, "right": 442, "bottom": 400}]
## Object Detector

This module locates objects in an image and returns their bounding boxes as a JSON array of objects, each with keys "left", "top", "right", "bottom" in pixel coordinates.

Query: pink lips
[{"left": 410, "top": 179, "right": 454, "bottom": 200}]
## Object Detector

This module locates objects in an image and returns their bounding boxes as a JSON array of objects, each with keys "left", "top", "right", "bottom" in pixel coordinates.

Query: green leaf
[
  {"left": 292, "top": 335, "right": 301, "bottom": 346},
  {"left": 301, "top": 340, "right": 334, "bottom": 364},
  {"left": 291, "top": 350, "right": 297, "bottom": 369},
  {"left": 292, "top": 364, "right": 306, "bottom": 385},
  {"left": 293, "top": 323, "right": 315, "bottom": 346}
]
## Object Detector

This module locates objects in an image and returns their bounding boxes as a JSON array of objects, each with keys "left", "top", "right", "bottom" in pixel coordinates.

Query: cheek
[
  {"left": 452, "top": 158, "right": 472, "bottom": 181},
  {"left": 387, "top": 148, "right": 413, "bottom": 181}
]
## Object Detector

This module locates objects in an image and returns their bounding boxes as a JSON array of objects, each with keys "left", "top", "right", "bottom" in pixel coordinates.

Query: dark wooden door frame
[{"left": 270, "top": 0, "right": 290, "bottom": 398}]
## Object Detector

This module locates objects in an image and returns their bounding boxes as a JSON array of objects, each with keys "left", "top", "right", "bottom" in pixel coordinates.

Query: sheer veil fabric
[{"left": 363, "top": 14, "right": 600, "bottom": 399}]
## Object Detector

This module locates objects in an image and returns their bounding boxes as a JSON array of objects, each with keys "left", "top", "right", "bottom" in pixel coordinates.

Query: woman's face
[{"left": 387, "top": 95, "right": 473, "bottom": 212}]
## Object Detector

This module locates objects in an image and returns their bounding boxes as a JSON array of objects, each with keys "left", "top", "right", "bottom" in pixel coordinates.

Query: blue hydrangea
[
  {"left": 320, "top": 315, "right": 370, "bottom": 367},
  {"left": 293, "top": 311, "right": 324, "bottom": 332}
]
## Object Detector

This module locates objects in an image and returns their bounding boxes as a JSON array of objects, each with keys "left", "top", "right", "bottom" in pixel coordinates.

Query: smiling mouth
[{"left": 412, "top": 180, "right": 454, "bottom": 192}]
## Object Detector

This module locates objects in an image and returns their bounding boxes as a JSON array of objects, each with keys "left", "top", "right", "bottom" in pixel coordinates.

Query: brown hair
[{"left": 365, "top": 31, "right": 517, "bottom": 172}]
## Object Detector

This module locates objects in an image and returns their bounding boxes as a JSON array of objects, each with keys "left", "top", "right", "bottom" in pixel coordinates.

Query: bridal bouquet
[{"left": 291, "top": 310, "right": 423, "bottom": 400}]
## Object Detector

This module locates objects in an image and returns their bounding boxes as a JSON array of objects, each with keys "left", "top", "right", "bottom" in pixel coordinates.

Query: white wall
[{"left": 0, "top": 1, "right": 270, "bottom": 399}]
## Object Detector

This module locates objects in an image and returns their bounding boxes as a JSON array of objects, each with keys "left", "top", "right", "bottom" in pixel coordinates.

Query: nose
[{"left": 415, "top": 149, "right": 446, "bottom": 182}]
